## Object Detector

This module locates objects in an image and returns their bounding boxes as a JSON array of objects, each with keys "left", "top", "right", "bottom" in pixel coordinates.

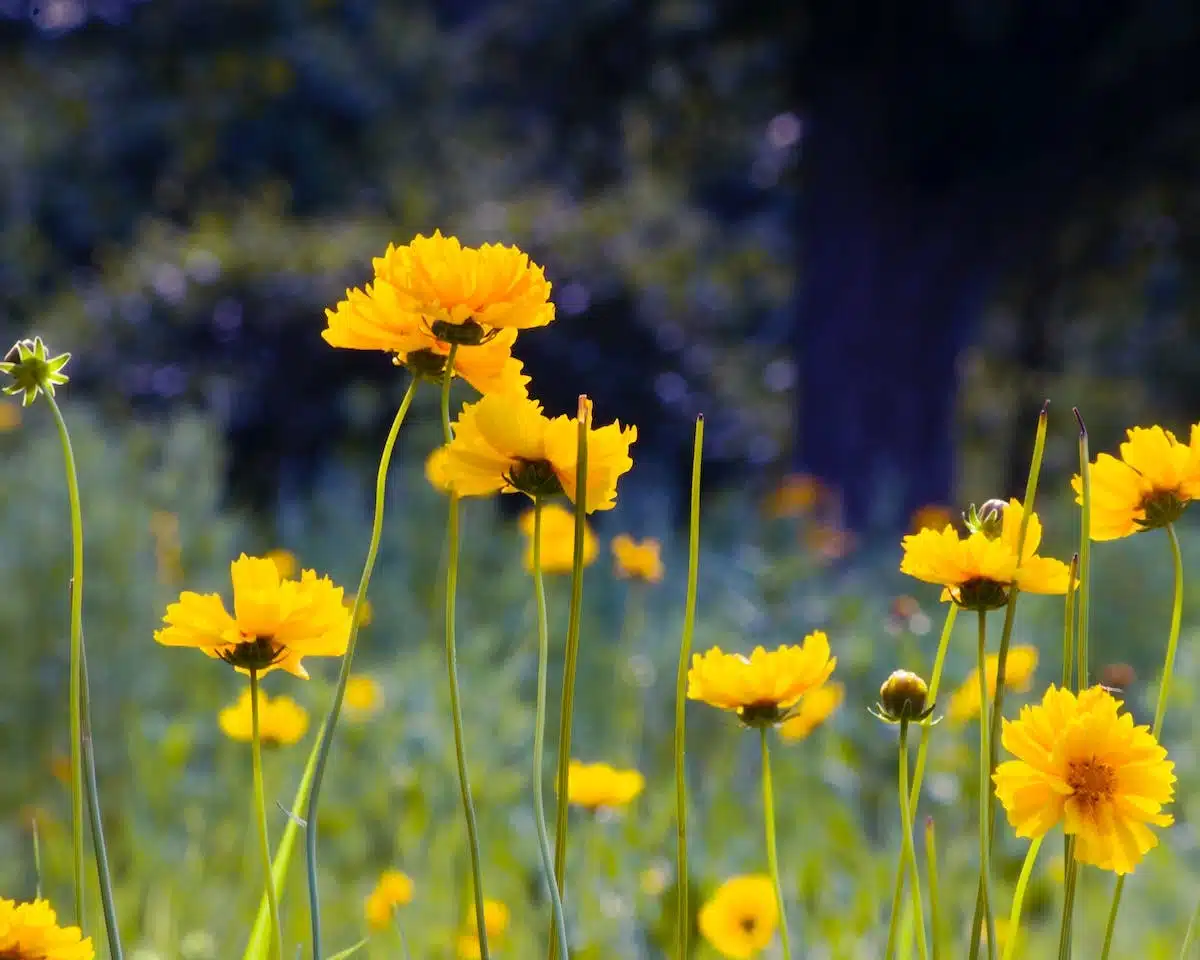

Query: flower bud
[
  {"left": 964, "top": 498, "right": 1008, "bottom": 539},
  {"left": 875, "top": 669, "right": 934, "bottom": 723},
  {"left": 0, "top": 337, "right": 71, "bottom": 406}
]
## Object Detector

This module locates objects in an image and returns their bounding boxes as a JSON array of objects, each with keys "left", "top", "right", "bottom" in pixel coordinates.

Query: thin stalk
[
  {"left": 305, "top": 377, "right": 418, "bottom": 958},
  {"left": 1062, "top": 555, "right": 1079, "bottom": 689},
  {"left": 1057, "top": 553, "right": 1079, "bottom": 960},
  {"left": 32, "top": 816, "right": 42, "bottom": 900},
  {"left": 1180, "top": 895, "right": 1200, "bottom": 958},
  {"left": 673, "top": 416, "right": 704, "bottom": 960},
  {"left": 1057, "top": 838, "right": 1078, "bottom": 960},
  {"left": 250, "top": 670, "right": 284, "bottom": 960},
  {"left": 1074, "top": 409, "right": 1092, "bottom": 687},
  {"left": 967, "top": 612, "right": 995, "bottom": 960},
  {"left": 1002, "top": 837, "right": 1043, "bottom": 960},
  {"left": 531, "top": 498, "right": 571, "bottom": 959},
  {"left": 896, "top": 722, "right": 928, "bottom": 960},
  {"left": 760, "top": 729, "right": 792, "bottom": 960},
  {"left": 925, "top": 818, "right": 942, "bottom": 960}
]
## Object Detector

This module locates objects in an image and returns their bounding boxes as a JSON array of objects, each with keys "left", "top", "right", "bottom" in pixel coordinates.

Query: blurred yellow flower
[
  {"left": 639, "top": 862, "right": 670, "bottom": 896},
  {"left": 900, "top": 499, "right": 1072, "bottom": 610},
  {"left": 434, "top": 392, "right": 636, "bottom": 511},
  {"left": 218, "top": 688, "right": 309, "bottom": 746},
  {"left": 466, "top": 899, "right": 510, "bottom": 939},
  {"left": 993, "top": 685, "right": 1175, "bottom": 875},
  {"left": 266, "top": 548, "right": 297, "bottom": 580},
  {"left": 456, "top": 934, "right": 484, "bottom": 959},
  {"left": 345, "top": 593, "right": 373, "bottom": 626},
  {"left": 611, "top": 534, "right": 664, "bottom": 583},
  {"left": 764, "top": 473, "right": 821, "bottom": 518},
  {"left": 778, "top": 682, "right": 844, "bottom": 741},
  {"left": 567, "top": 760, "right": 645, "bottom": 809},
  {"left": 155, "top": 554, "right": 351, "bottom": 679},
  {"left": 947, "top": 645, "right": 1039, "bottom": 723},
  {"left": 688, "top": 632, "right": 836, "bottom": 727},
  {"left": 364, "top": 869, "right": 414, "bottom": 931},
  {"left": 909, "top": 503, "right": 954, "bottom": 533},
  {"left": 519, "top": 502, "right": 598, "bottom": 574},
  {"left": 149, "top": 511, "right": 184, "bottom": 585},
  {"left": 0, "top": 400, "right": 21, "bottom": 432},
  {"left": 1073, "top": 424, "right": 1200, "bottom": 540},
  {"left": 0, "top": 897, "right": 93, "bottom": 960},
  {"left": 698, "top": 875, "right": 778, "bottom": 959},
  {"left": 344, "top": 674, "right": 384, "bottom": 719}
]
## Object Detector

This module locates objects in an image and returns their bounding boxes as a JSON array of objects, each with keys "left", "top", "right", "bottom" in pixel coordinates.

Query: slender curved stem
[
  {"left": 531, "top": 498, "right": 571, "bottom": 958},
  {"left": 760, "top": 729, "right": 792, "bottom": 960},
  {"left": 1057, "top": 837, "right": 1078, "bottom": 960},
  {"left": 968, "top": 612, "right": 995, "bottom": 960},
  {"left": 674, "top": 416, "right": 704, "bottom": 960},
  {"left": 304, "top": 376, "right": 418, "bottom": 958},
  {"left": 925, "top": 818, "right": 942, "bottom": 960},
  {"left": 1002, "top": 837, "right": 1043, "bottom": 960},
  {"left": 896, "top": 722, "right": 928, "bottom": 960},
  {"left": 250, "top": 670, "right": 284, "bottom": 960},
  {"left": 1179, "top": 894, "right": 1200, "bottom": 958}
]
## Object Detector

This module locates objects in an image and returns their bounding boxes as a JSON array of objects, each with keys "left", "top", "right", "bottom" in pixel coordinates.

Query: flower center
[
  {"left": 739, "top": 914, "right": 758, "bottom": 935},
  {"left": 1067, "top": 757, "right": 1116, "bottom": 810},
  {"left": 507, "top": 458, "right": 565, "bottom": 499},
  {"left": 738, "top": 701, "right": 791, "bottom": 728},
  {"left": 429, "top": 318, "right": 493, "bottom": 345},
  {"left": 401, "top": 348, "right": 450, "bottom": 381},
  {"left": 953, "top": 578, "right": 1010, "bottom": 611},
  {"left": 1138, "top": 488, "right": 1188, "bottom": 530},
  {"left": 218, "top": 635, "right": 285, "bottom": 672}
]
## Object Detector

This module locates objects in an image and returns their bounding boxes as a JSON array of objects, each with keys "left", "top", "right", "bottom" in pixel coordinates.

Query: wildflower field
[{"left": 5, "top": 234, "right": 1200, "bottom": 960}]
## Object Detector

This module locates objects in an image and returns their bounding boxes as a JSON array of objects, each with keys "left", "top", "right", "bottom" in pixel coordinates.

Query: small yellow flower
[
  {"left": 993, "top": 685, "right": 1175, "bottom": 875},
  {"left": 456, "top": 935, "right": 485, "bottom": 959},
  {"left": 698, "top": 875, "right": 778, "bottom": 959},
  {"left": 154, "top": 554, "right": 351, "bottom": 679},
  {"left": 611, "top": 534, "right": 664, "bottom": 583},
  {"left": 519, "top": 502, "right": 598, "bottom": 574},
  {"left": 778, "top": 682, "right": 844, "bottom": 741},
  {"left": 0, "top": 400, "right": 21, "bottom": 432},
  {"left": 567, "top": 760, "right": 645, "bottom": 809},
  {"left": 344, "top": 674, "right": 384, "bottom": 719},
  {"left": 0, "top": 897, "right": 94, "bottom": 960},
  {"left": 900, "top": 498, "right": 1072, "bottom": 610},
  {"left": 435, "top": 392, "right": 636, "bottom": 511},
  {"left": 1073, "top": 424, "right": 1200, "bottom": 539},
  {"left": 910, "top": 503, "right": 955, "bottom": 534},
  {"left": 460, "top": 899, "right": 510, "bottom": 951},
  {"left": 763, "top": 473, "right": 822, "bottom": 518},
  {"left": 345, "top": 593, "right": 373, "bottom": 626},
  {"left": 947, "top": 646, "right": 1039, "bottom": 723},
  {"left": 364, "top": 869, "right": 414, "bottom": 931},
  {"left": 266, "top": 548, "right": 298, "bottom": 580},
  {"left": 218, "top": 688, "right": 309, "bottom": 746},
  {"left": 687, "top": 632, "right": 837, "bottom": 727}
]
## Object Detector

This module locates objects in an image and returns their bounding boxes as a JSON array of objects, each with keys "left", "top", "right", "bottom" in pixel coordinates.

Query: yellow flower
[
  {"left": 519, "top": 502, "right": 598, "bottom": 574},
  {"left": 910, "top": 503, "right": 955, "bottom": 534},
  {"left": 947, "top": 646, "right": 1040, "bottom": 723},
  {"left": 899, "top": 498, "right": 1072, "bottom": 610},
  {"left": 344, "top": 674, "right": 384, "bottom": 720},
  {"left": 364, "top": 869, "right": 414, "bottom": 931},
  {"left": 0, "top": 400, "right": 20, "bottom": 432},
  {"left": 0, "top": 897, "right": 94, "bottom": 960},
  {"left": 459, "top": 899, "right": 510, "bottom": 952},
  {"left": 687, "top": 631, "right": 837, "bottom": 727},
  {"left": 567, "top": 760, "right": 645, "bottom": 809},
  {"left": 763, "top": 473, "right": 822, "bottom": 518},
  {"left": 345, "top": 593, "right": 373, "bottom": 626},
  {"left": 218, "top": 688, "right": 309, "bottom": 746},
  {"left": 611, "top": 534, "right": 664, "bottom": 583},
  {"left": 435, "top": 392, "right": 636, "bottom": 512},
  {"left": 266, "top": 548, "right": 297, "bottom": 580},
  {"left": 1072, "top": 424, "right": 1200, "bottom": 540},
  {"left": 698, "top": 875, "right": 778, "bottom": 959},
  {"left": 993, "top": 685, "right": 1175, "bottom": 875},
  {"left": 778, "top": 682, "right": 844, "bottom": 741},
  {"left": 154, "top": 554, "right": 351, "bottom": 679}
]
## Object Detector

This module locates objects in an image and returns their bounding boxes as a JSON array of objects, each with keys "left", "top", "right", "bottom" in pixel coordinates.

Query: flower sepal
[{"left": 1, "top": 337, "right": 71, "bottom": 406}]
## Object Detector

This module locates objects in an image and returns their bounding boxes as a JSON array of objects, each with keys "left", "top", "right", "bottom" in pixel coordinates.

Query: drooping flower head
[
  {"left": 364, "top": 869, "right": 414, "bottom": 931},
  {"left": 519, "top": 502, "right": 598, "bottom": 574},
  {"left": 611, "top": 534, "right": 664, "bottom": 583},
  {"left": 687, "top": 631, "right": 837, "bottom": 727},
  {"left": 0, "top": 897, "right": 93, "bottom": 960},
  {"left": 900, "top": 498, "right": 1073, "bottom": 610},
  {"left": 218, "top": 688, "right": 310, "bottom": 746},
  {"left": 435, "top": 392, "right": 636, "bottom": 512},
  {"left": 993, "top": 685, "right": 1175, "bottom": 875},
  {"left": 1073, "top": 424, "right": 1200, "bottom": 540},
  {"left": 155, "top": 554, "right": 351, "bottom": 678},
  {"left": 698, "top": 875, "right": 779, "bottom": 959},
  {"left": 947, "top": 645, "right": 1039, "bottom": 723},
  {"left": 566, "top": 760, "right": 645, "bottom": 810},
  {"left": 778, "top": 682, "right": 844, "bottom": 742}
]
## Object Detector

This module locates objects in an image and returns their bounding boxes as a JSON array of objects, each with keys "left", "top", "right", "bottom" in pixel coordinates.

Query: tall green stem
[
  {"left": 895, "top": 722, "right": 928, "bottom": 959},
  {"left": 305, "top": 377, "right": 417, "bottom": 958},
  {"left": 1075, "top": 410, "right": 1092, "bottom": 689},
  {"left": 250, "top": 670, "right": 284, "bottom": 960},
  {"left": 1002, "top": 837, "right": 1043, "bottom": 960},
  {"left": 759, "top": 729, "right": 792, "bottom": 960},
  {"left": 925, "top": 818, "right": 942, "bottom": 960},
  {"left": 968, "top": 612, "right": 995, "bottom": 960},
  {"left": 531, "top": 498, "right": 571, "bottom": 959},
  {"left": 673, "top": 416, "right": 703, "bottom": 960},
  {"left": 1179, "top": 895, "right": 1200, "bottom": 958}
]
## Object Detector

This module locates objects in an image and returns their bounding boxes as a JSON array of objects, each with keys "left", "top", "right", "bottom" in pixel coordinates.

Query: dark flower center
[
  {"left": 739, "top": 914, "right": 758, "bottom": 935},
  {"left": 402, "top": 348, "right": 450, "bottom": 381},
  {"left": 507, "top": 458, "right": 564, "bottom": 499},
  {"left": 1067, "top": 757, "right": 1116, "bottom": 811},
  {"left": 953, "top": 578, "right": 1010, "bottom": 612},
  {"left": 218, "top": 635, "right": 285, "bottom": 671},
  {"left": 737, "top": 701, "right": 791, "bottom": 728},
  {"left": 429, "top": 318, "right": 493, "bottom": 346},
  {"left": 1137, "top": 489, "right": 1188, "bottom": 531}
]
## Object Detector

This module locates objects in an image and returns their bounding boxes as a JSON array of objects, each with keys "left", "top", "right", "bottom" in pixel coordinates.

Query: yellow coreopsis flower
[
  {"left": 611, "top": 534, "right": 664, "bottom": 583},
  {"left": 436, "top": 391, "right": 636, "bottom": 511},
  {"left": 154, "top": 554, "right": 351, "bottom": 678},
  {"left": 218, "top": 688, "right": 309, "bottom": 746},
  {"left": 519, "top": 502, "right": 598, "bottom": 574},
  {"left": 457, "top": 899, "right": 510, "bottom": 956},
  {"left": 344, "top": 674, "right": 384, "bottom": 720},
  {"left": 1072, "top": 424, "right": 1200, "bottom": 540},
  {"left": 688, "top": 631, "right": 837, "bottom": 727},
  {"left": 778, "top": 682, "right": 844, "bottom": 741},
  {"left": 993, "top": 685, "right": 1175, "bottom": 875},
  {"left": 899, "top": 498, "right": 1072, "bottom": 610},
  {"left": 266, "top": 548, "right": 298, "bottom": 580},
  {"left": 947, "top": 645, "right": 1039, "bottom": 723},
  {"left": 0, "top": 897, "right": 93, "bottom": 960},
  {"left": 364, "top": 869, "right": 414, "bottom": 931},
  {"left": 698, "top": 875, "right": 778, "bottom": 959},
  {"left": 567, "top": 760, "right": 645, "bottom": 809}
]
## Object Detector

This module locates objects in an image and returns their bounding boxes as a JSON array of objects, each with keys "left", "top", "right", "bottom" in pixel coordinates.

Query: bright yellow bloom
[
  {"left": 519, "top": 502, "right": 598, "bottom": 574},
  {"left": 266, "top": 548, "right": 297, "bottom": 580},
  {"left": 947, "top": 646, "right": 1039, "bottom": 723},
  {"left": 1072, "top": 424, "right": 1200, "bottom": 540},
  {"left": 462, "top": 900, "right": 509, "bottom": 945},
  {"left": 611, "top": 534, "right": 664, "bottom": 583},
  {"left": 687, "top": 631, "right": 836, "bottom": 726},
  {"left": 435, "top": 392, "right": 636, "bottom": 512},
  {"left": 155, "top": 554, "right": 351, "bottom": 679},
  {"left": 899, "top": 499, "right": 1072, "bottom": 610},
  {"left": 364, "top": 869, "right": 414, "bottom": 931},
  {"left": 344, "top": 674, "right": 384, "bottom": 719},
  {"left": 0, "top": 897, "right": 94, "bottom": 960},
  {"left": 993, "top": 685, "right": 1175, "bottom": 875},
  {"left": 218, "top": 688, "right": 309, "bottom": 746},
  {"left": 567, "top": 760, "right": 645, "bottom": 809},
  {"left": 779, "top": 682, "right": 844, "bottom": 741},
  {"left": 698, "top": 875, "right": 778, "bottom": 959}
]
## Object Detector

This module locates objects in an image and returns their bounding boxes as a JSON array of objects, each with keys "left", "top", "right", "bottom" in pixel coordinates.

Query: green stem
[
  {"left": 46, "top": 392, "right": 85, "bottom": 926},
  {"left": 250, "top": 670, "right": 284, "bottom": 960},
  {"left": 531, "top": 498, "right": 571, "bottom": 959},
  {"left": 1001, "top": 837, "right": 1043, "bottom": 960},
  {"left": 305, "top": 377, "right": 417, "bottom": 958},
  {"left": 1179, "top": 895, "right": 1200, "bottom": 958},
  {"left": 897, "top": 722, "right": 928, "bottom": 960},
  {"left": 1075, "top": 410, "right": 1092, "bottom": 689},
  {"left": 1062, "top": 554, "right": 1080, "bottom": 690},
  {"left": 1057, "top": 838, "right": 1078, "bottom": 960},
  {"left": 760, "top": 729, "right": 792, "bottom": 960},
  {"left": 925, "top": 818, "right": 942, "bottom": 960},
  {"left": 673, "top": 416, "right": 704, "bottom": 960},
  {"left": 968, "top": 612, "right": 995, "bottom": 960}
]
